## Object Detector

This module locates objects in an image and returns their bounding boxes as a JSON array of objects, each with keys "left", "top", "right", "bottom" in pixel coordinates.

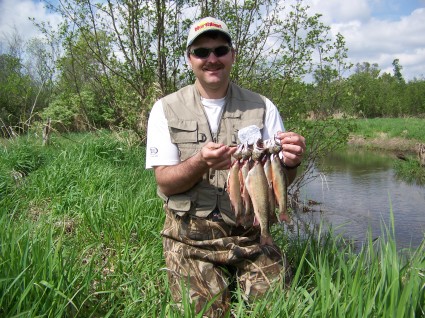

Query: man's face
[{"left": 188, "top": 35, "right": 235, "bottom": 94}]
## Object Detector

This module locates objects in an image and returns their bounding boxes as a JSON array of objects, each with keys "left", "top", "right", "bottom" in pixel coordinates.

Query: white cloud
[
  {"left": 0, "top": 0, "right": 62, "bottom": 43},
  {"left": 279, "top": 0, "right": 425, "bottom": 80},
  {"left": 306, "top": 0, "right": 372, "bottom": 23},
  {"left": 330, "top": 8, "right": 425, "bottom": 79}
]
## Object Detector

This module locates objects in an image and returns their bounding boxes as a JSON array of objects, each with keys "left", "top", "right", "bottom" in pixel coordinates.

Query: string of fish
[{"left": 226, "top": 136, "right": 291, "bottom": 246}]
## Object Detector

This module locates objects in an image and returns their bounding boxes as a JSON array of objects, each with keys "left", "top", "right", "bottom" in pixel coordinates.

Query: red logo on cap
[{"left": 195, "top": 22, "right": 223, "bottom": 32}]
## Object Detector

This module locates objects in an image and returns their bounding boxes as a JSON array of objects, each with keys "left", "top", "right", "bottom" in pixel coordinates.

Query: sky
[
  {"left": 304, "top": 0, "right": 425, "bottom": 80},
  {"left": 1, "top": 0, "right": 425, "bottom": 81}
]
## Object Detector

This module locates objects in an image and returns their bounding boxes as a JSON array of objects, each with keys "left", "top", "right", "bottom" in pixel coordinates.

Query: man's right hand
[
  {"left": 199, "top": 142, "right": 237, "bottom": 170},
  {"left": 154, "top": 142, "right": 237, "bottom": 197}
]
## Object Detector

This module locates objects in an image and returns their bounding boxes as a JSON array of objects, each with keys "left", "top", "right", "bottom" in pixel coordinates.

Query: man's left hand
[{"left": 275, "top": 131, "right": 306, "bottom": 168}]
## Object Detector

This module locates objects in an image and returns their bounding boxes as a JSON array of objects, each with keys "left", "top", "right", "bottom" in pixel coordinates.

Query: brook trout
[
  {"left": 271, "top": 153, "right": 291, "bottom": 224},
  {"left": 237, "top": 143, "right": 253, "bottom": 228},
  {"left": 227, "top": 160, "right": 244, "bottom": 225},
  {"left": 263, "top": 155, "right": 277, "bottom": 223},
  {"left": 227, "top": 145, "right": 244, "bottom": 225},
  {"left": 245, "top": 140, "right": 274, "bottom": 245}
]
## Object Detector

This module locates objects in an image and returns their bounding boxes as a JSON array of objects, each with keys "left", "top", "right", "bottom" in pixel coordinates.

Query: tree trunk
[{"left": 42, "top": 118, "right": 51, "bottom": 146}]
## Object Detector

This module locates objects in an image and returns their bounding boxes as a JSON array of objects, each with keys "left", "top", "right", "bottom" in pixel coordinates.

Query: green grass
[
  {"left": 349, "top": 117, "right": 425, "bottom": 142},
  {"left": 1, "top": 131, "right": 424, "bottom": 317}
]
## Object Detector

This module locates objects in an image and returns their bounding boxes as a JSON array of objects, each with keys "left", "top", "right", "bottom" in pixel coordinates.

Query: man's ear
[{"left": 186, "top": 51, "right": 192, "bottom": 69}]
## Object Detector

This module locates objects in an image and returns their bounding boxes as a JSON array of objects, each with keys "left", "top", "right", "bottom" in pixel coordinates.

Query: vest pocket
[
  {"left": 168, "top": 119, "right": 198, "bottom": 143},
  {"left": 167, "top": 193, "right": 197, "bottom": 216}
]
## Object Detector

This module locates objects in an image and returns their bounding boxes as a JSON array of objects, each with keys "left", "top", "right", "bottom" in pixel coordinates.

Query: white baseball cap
[{"left": 186, "top": 17, "right": 232, "bottom": 47}]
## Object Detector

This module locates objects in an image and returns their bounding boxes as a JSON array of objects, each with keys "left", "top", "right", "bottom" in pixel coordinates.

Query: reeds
[{"left": 1, "top": 131, "right": 423, "bottom": 317}]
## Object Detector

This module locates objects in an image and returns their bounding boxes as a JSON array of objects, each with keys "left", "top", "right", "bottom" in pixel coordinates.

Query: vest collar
[{"left": 194, "top": 79, "right": 230, "bottom": 100}]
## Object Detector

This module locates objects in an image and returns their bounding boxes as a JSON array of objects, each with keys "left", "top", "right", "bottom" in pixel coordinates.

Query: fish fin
[
  {"left": 260, "top": 235, "right": 274, "bottom": 246},
  {"left": 279, "top": 213, "right": 292, "bottom": 225},
  {"left": 253, "top": 216, "right": 259, "bottom": 226}
]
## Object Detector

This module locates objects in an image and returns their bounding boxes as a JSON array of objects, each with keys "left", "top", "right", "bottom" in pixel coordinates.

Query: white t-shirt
[{"left": 145, "top": 96, "right": 285, "bottom": 169}]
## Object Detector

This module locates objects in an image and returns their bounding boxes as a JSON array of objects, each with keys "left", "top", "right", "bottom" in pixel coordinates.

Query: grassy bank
[
  {"left": 347, "top": 117, "right": 425, "bottom": 184},
  {"left": 1, "top": 131, "right": 424, "bottom": 317},
  {"left": 348, "top": 117, "right": 425, "bottom": 151}
]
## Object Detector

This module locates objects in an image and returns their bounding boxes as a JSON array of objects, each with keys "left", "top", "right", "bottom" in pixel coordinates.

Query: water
[{"left": 297, "top": 148, "right": 425, "bottom": 249}]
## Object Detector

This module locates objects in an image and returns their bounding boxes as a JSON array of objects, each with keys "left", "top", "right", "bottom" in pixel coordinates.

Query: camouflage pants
[{"left": 161, "top": 208, "right": 291, "bottom": 317}]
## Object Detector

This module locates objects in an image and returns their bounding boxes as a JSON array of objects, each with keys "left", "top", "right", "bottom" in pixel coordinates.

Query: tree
[
  {"left": 0, "top": 26, "right": 61, "bottom": 132},
  {"left": 405, "top": 79, "right": 425, "bottom": 115},
  {"left": 392, "top": 58, "right": 404, "bottom": 83},
  {"left": 40, "top": 0, "right": 191, "bottom": 135},
  {"left": 42, "top": 30, "right": 119, "bottom": 130},
  {"left": 344, "top": 62, "right": 382, "bottom": 117},
  {"left": 0, "top": 53, "right": 34, "bottom": 132},
  {"left": 311, "top": 32, "right": 352, "bottom": 117},
  {"left": 37, "top": 0, "right": 353, "bottom": 132},
  {"left": 24, "top": 38, "right": 58, "bottom": 125}
]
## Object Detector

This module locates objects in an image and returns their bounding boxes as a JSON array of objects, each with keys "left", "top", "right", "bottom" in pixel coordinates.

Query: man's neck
[{"left": 195, "top": 80, "right": 229, "bottom": 99}]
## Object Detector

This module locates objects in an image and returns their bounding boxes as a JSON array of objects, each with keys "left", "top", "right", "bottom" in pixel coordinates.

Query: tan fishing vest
[{"left": 158, "top": 81, "right": 265, "bottom": 225}]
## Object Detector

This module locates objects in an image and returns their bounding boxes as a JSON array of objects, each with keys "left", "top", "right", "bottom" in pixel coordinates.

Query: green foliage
[
  {"left": 405, "top": 78, "right": 425, "bottom": 115},
  {"left": 5, "top": 146, "right": 45, "bottom": 177},
  {"left": 0, "top": 32, "right": 56, "bottom": 131},
  {"left": 41, "top": 92, "right": 78, "bottom": 129},
  {"left": 394, "top": 158, "right": 425, "bottom": 185},
  {"left": 0, "top": 131, "right": 165, "bottom": 317},
  {"left": 0, "top": 54, "right": 34, "bottom": 128},
  {"left": 0, "top": 137, "right": 48, "bottom": 200},
  {"left": 339, "top": 62, "right": 424, "bottom": 118},
  {"left": 37, "top": 0, "right": 175, "bottom": 132},
  {"left": 280, "top": 221, "right": 425, "bottom": 317},
  {"left": 42, "top": 89, "right": 116, "bottom": 131},
  {"left": 1, "top": 0, "right": 425, "bottom": 134},
  {"left": 275, "top": 80, "right": 314, "bottom": 122},
  {"left": 0, "top": 164, "right": 12, "bottom": 197},
  {"left": 47, "top": 30, "right": 124, "bottom": 130},
  {"left": 0, "top": 138, "right": 46, "bottom": 175},
  {"left": 33, "top": 0, "right": 358, "bottom": 132},
  {"left": 392, "top": 58, "right": 404, "bottom": 83},
  {"left": 0, "top": 132, "right": 424, "bottom": 317}
]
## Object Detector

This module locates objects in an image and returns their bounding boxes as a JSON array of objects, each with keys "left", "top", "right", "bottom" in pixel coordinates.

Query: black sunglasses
[{"left": 189, "top": 45, "right": 231, "bottom": 59}]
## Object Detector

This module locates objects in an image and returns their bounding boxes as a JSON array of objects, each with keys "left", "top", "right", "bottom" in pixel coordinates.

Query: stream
[{"left": 296, "top": 148, "right": 425, "bottom": 249}]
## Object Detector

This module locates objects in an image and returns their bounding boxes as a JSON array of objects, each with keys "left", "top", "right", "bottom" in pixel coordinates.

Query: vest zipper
[{"left": 198, "top": 90, "right": 229, "bottom": 186}]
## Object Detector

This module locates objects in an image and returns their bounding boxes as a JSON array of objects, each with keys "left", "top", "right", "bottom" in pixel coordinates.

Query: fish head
[
  {"left": 252, "top": 138, "right": 266, "bottom": 161},
  {"left": 241, "top": 142, "right": 252, "bottom": 160},
  {"left": 271, "top": 135, "right": 282, "bottom": 154},
  {"left": 232, "top": 143, "right": 244, "bottom": 160},
  {"left": 264, "top": 138, "right": 280, "bottom": 155}
]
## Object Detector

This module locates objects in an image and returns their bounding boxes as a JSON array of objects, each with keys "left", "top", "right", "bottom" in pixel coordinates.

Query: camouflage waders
[{"left": 161, "top": 207, "right": 292, "bottom": 317}]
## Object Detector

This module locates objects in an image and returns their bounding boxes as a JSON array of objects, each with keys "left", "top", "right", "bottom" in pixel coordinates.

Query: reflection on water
[{"left": 298, "top": 148, "right": 425, "bottom": 249}]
